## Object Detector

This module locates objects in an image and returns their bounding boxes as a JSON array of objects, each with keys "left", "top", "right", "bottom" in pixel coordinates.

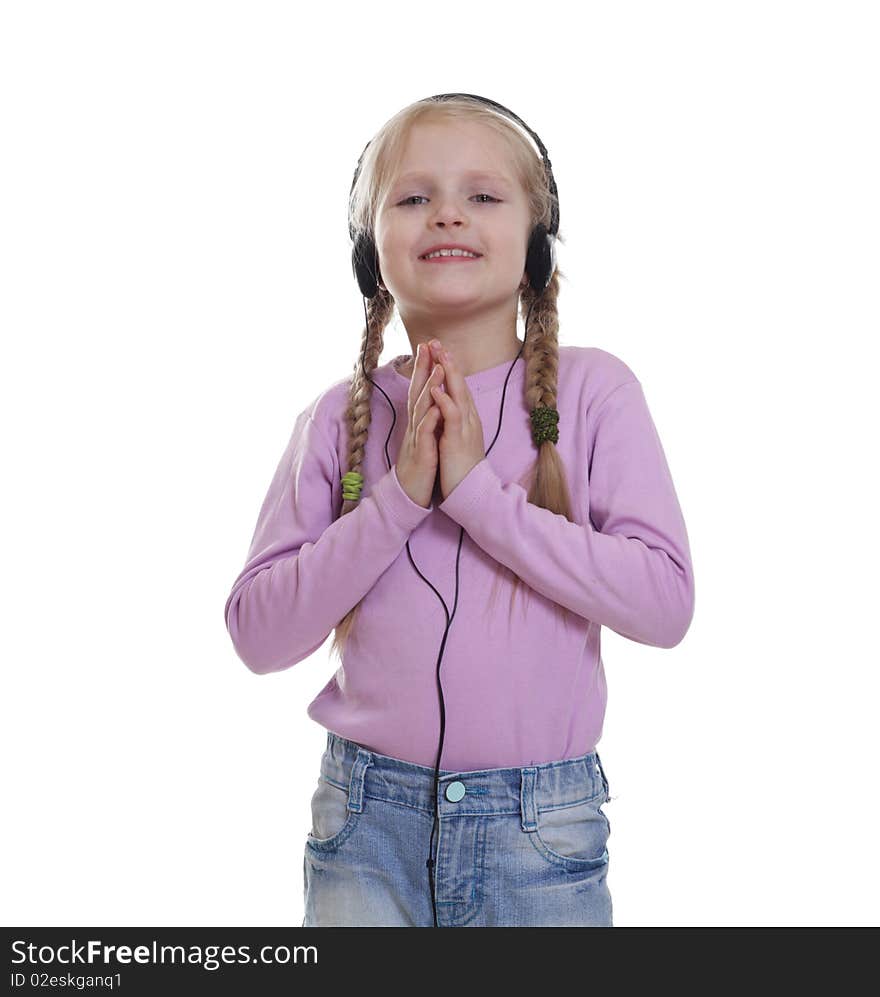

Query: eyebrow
[{"left": 392, "top": 170, "right": 515, "bottom": 190}]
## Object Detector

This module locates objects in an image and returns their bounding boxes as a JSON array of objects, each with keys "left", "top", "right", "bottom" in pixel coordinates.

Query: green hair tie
[
  {"left": 530, "top": 405, "right": 560, "bottom": 446},
  {"left": 341, "top": 470, "right": 364, "bottom": 501}
]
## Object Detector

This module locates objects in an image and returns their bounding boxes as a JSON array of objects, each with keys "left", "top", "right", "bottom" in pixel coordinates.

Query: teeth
[{"left": 422, "top": 248, "right": 480, "bottom": 259}]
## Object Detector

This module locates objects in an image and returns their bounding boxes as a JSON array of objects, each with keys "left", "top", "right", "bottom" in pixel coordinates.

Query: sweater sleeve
[
  {"left": 224, "top": 407, "right": 433, "bottom": 674},
  {"left": 437, "top": 379, "right": 695, "bottom": 648}
]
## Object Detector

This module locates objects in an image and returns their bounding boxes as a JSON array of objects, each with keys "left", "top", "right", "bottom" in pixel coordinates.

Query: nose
[
  {"left": 429, "top": 196, "right": 467, "bottom": 228},
  {"left": 433, "top": 216, "right": 462, "bottom": 228}
]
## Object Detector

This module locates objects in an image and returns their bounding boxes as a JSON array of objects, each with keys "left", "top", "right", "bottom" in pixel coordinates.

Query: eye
[{"left": 398, "top": 194, "right": 501, "bottom": 206}]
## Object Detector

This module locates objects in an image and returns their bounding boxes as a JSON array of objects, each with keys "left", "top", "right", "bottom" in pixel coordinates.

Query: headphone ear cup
[
  {"left": 352, "top": 232, "right": 380, "bottom": 298},
  {"left": 525, "top": 223, "right": 556, "bottom": 293}
]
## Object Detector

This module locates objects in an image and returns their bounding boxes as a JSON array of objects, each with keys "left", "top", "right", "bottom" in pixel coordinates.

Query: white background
[{"left": 2, "top": 0, "right": 877, "bottom": 928}]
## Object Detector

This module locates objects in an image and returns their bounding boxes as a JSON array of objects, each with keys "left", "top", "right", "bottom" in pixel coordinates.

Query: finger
[
  {"left": 434, "top": 348, "right": 463, "bottom": 402},
  {"left": 408, "top": 345, "right": 433, "bottom": 428},
  {"left": 407, "top": 343, "right": 429, "bottom": 414},
  {"left": 429, "top": 380, "right": 453, "bottom": 418},
  {"left": 416, "top": 400, "right": 442, "bottom": 449},
  {"left": 414, "top": 363, "right": 445, "bottom": 427}
]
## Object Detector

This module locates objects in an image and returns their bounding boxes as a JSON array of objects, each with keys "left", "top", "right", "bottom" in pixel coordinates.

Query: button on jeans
[{"left": 302, "top": 731, "right": 613, "bottom": 927}]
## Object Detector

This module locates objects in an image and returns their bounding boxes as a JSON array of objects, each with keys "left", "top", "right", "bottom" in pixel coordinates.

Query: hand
[
  {"left": 427, "top": 342, "right": 487, "bottom": 500},
  {"left": 394, "top": 343, "right": 444, "bottom": 508}
]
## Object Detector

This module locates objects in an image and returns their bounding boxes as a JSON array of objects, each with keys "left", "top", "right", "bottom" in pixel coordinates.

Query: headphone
[{"left": 346, "top": 93, "right": 560, "bottom": 927}]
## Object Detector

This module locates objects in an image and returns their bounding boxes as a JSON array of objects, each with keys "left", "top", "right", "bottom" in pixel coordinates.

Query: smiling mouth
[{"left": 419, "top": 254, "right": 484, "bottom": 262}]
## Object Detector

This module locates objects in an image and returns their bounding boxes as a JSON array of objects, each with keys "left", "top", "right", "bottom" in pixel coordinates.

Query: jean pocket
[
  {"left": 305, "top": 775, "right": 360, "bottom": 853},
  {"left": 531, "top": 788, "right": 610, "bottom": 870}
]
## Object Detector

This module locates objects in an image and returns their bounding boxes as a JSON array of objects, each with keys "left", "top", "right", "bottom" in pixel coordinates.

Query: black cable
[{"left": 360, "top": 294, "right": 538, "bottom": 926}]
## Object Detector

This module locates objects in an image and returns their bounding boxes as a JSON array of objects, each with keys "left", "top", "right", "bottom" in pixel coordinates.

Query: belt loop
[
  {"left": 347, "top": 747, "right": 373, "bottom": 814},
  {"left": 520, "top": 767, "right": 538, "bottom": 832},
  {"left": 595, "top": 751, "right": 610, "bottom": 799}
]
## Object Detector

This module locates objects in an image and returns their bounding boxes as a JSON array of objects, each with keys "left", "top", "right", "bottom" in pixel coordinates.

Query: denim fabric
[{"left": 302, "top": 731, "right": 613, "bottom": 927}]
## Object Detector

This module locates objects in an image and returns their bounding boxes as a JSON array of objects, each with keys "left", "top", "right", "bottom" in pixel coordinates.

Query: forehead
[
  {"left": 389, "top": 119, "right": 520, "bottom": 190},
  {"left": 393, "top": 168, "right": 515, "bottom": 189}
]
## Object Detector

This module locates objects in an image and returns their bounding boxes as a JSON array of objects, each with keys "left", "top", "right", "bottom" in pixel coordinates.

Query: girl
[{"left": 224, "top": 94, "right": 695, "bottom": 927}]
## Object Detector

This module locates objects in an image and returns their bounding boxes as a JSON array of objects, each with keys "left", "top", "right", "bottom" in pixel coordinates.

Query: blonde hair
[{"left": 330, "top": 95, "right": 575, "bottom": 663}]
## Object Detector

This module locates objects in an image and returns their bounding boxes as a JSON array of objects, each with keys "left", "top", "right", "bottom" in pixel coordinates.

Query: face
[{"left": 373, "top": 119, "right": 533, "bottom": 314}]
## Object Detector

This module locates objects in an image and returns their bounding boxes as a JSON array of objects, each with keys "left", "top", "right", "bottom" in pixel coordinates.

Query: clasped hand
[{"left": 427, "top": 340, "right": 486, "bottom": 501}]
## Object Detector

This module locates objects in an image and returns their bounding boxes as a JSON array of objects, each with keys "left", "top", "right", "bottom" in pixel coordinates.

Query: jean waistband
[{"left": 318, "top": 731, "right": 611, "bottom": 823}]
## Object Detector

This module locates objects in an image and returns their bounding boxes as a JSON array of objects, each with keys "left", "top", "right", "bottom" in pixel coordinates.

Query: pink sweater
[{"left": 224, "top": 345, "right": 694, "bottom": 770}]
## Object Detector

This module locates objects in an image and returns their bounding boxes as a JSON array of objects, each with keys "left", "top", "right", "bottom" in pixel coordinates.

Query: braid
[
  {"left": 329, "top": 287, "right": 395, "bottom": 660},
  {"left": 340, "top": 289, "right": 393, "bottom": 513},
  {"left": 490, "top": 269, "right": 575, "bottom": 628}
]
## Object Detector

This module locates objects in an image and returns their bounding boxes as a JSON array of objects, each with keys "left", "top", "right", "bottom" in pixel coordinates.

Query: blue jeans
[{"left": 302, "top": 731, "right": 613, "bottom": 927}]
